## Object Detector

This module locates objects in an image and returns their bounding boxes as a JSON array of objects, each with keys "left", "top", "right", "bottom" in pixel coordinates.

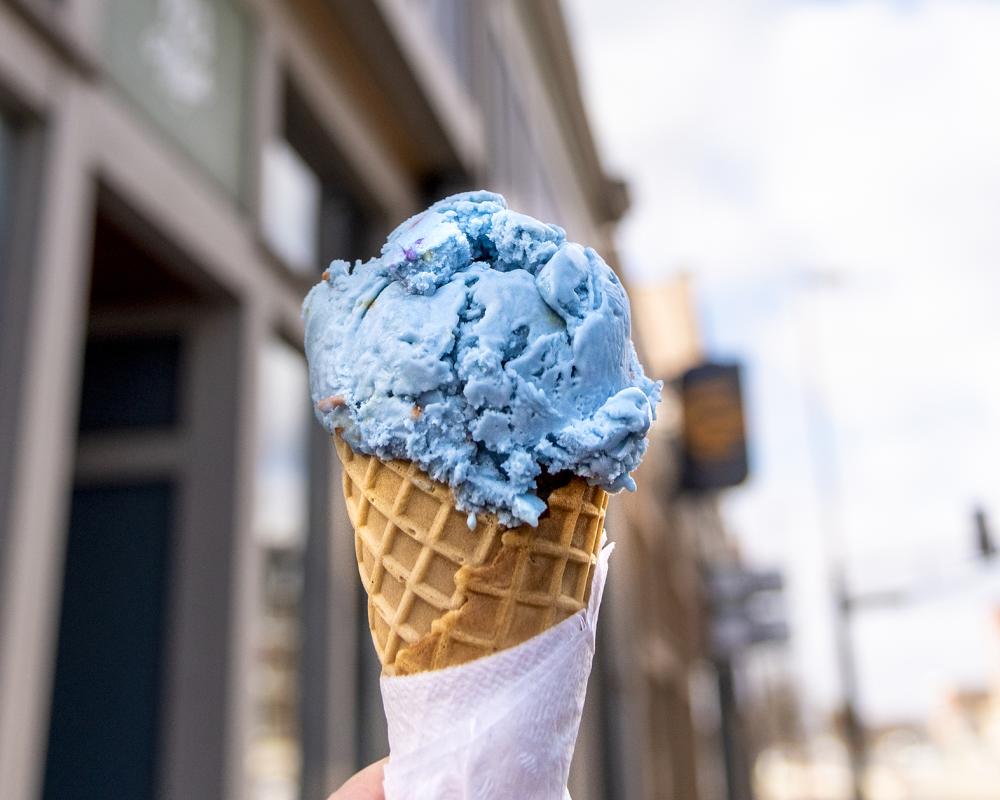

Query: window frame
[{"left": 0, "top": 102, "right": 44, "bottom": 595}]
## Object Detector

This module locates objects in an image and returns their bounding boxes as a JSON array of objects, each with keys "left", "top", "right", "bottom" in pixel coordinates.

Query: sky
[{"left": 568, "top": 0, "right": 1000, "bottom": 726}]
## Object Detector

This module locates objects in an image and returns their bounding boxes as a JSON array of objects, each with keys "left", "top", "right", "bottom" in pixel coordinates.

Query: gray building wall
[{"left": 0, "top": 3, "right": 696, "bottom": 800}]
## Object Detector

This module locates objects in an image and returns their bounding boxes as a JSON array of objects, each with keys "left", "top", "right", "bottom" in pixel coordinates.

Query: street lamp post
[
  {"left": 833, "top": 571, "right": 867, "bottom": 800},
  {"left": 791, "top": 269, "right": 866, "bottom": 800}
]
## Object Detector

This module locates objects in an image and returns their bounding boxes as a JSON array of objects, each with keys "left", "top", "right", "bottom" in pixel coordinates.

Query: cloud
[{"left": 570, "top": 0, "right": 1000, "bottom": 723}]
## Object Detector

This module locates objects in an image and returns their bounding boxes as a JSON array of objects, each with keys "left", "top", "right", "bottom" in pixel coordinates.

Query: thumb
[{"left": 328, "top": 758, "right": 387, "bottom": 800}]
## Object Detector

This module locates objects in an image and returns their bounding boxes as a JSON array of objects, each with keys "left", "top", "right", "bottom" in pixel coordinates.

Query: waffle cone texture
[{"left": 334, "top": 436, "right": 608, "bottom": 675}]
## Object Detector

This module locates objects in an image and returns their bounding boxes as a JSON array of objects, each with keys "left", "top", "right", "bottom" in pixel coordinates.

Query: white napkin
[{"left": 379, "top": 537, "right": 614, "bottom": 800}]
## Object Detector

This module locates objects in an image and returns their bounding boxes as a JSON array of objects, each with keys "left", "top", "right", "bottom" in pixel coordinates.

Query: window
[
  {"left": 248, "top": 340, "right": 390, "bottom": 791},
  {"left": 410, "top": 0, "right": 473, "bottom": 96},
  {"left": 43, "top": 482, "right": 175, "bottom": 800},
  {"left": 0, "top": 112, "right": 12, "bottom": 252},
  {"left": 77, "top": 336, "right": 182, "bottom": 431},
  {"left": 261, "top": 141, "right": 321, "bottom": 273},
  {"left": 260, "top": 80, "right": 381, "bottom": 275},
  {"left": 0, "top": 109, "right": 19, "bottom": 572},
  {"left": 487, "top": 34, "right": 513, "bottom": 196},
  {"left": 45, "top": 297, "right": 184, "bottom": 798},
  {"left": 0, "top": 109, "right": 23, "bottom": 328},
  {"left": 248, "top": 338, "right": 310, "bottom": 800}
]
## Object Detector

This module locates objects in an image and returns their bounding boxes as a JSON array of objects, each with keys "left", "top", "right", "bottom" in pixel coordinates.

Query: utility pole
[
  {"left": 833, "top": 571, "right": 866, "bottom": 800},
  {"left": 716, "top": 657, "right": 755, "bottom": 800},
  {"left": 828, "top": 504, "right": 1000, "bottom": 800},
  {"left": 795, "top": 269, "right": 994, "bottom": 800},
  {"left": 706, "top": 566, "right": 788, "bottom": 800},
  {"left": 975, "top": 506, "right": 996, "bottom": 561},
  {"left": 791, "top": 269, "right": 866, "bottom": 800}
]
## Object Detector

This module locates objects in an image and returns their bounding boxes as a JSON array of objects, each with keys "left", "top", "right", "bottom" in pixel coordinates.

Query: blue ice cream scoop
[{"left": 303, "top": 191, "right": 661, "bottom": 528}]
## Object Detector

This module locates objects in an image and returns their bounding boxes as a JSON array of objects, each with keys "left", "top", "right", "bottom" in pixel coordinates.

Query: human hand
[{"left": 327, "top": 758, "right": 387, "bottom": 800}]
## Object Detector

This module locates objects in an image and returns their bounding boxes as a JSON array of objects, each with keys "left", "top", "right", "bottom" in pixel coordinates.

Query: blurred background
[{"left": 1, "top": 1, "right": 998, "bottom": 799}]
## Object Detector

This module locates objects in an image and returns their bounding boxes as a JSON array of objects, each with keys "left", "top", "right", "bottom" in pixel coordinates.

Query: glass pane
[
  {"left": 0, "top": 111, "right": 16, "bottom": 592},
  {"left": 261, "top": 140, "right": 321, "bottom": 273},
  {"left": 0, "top": 112, "right": 10, "bottom": 249},
  {"left": 77, "top": 335, "right": 182, "bottom": 432},
  {"left": 408, "top": 0, "right": 472, "bottom": 94},
  {"left": 0, "top": 111, "right": 11, "bottom": 378},
  {"left": 488, "top": 34, "right": 513, "bottom": 195},
  {"left": 249, "top": 339, "right": 309, "bottom": 800},
  {"left": 282, "top": 83, "right": 381, "bottom": 265},
  {"left": 43, "top": 481, "right": 175, "bottom": 800}
]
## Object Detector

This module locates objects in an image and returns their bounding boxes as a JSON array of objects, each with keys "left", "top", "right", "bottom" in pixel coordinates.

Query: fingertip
[{"left": 328, "top": 757, "right": 388, "bottom": 800}]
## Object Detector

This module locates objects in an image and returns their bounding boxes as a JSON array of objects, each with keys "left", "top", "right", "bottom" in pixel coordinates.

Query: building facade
[{"left": 0, "top": 2, "right": 711, "bottom": 799}]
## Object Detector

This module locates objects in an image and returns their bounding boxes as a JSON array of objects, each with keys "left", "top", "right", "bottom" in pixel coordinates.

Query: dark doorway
[
  {"left": 42, "top": 482, "right": 174, "bottom": 800},
  {"left": 42, "top": 201, "right": 202, "bottom": 800}
]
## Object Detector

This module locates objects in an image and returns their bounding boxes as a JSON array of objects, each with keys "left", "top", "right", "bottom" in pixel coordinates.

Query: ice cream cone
[{"left": 334, "top": 435, "right": 608, "bottom": 676}]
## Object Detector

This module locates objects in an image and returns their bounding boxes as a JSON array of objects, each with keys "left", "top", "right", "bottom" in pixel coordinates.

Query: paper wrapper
[{"left": 379, "top": 538, "right": 614, "bottom": 800}]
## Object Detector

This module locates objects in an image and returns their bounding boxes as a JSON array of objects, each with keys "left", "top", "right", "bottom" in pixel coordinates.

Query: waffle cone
[{"left": 333, "top": 436, "right": 608, "bottom": 675}]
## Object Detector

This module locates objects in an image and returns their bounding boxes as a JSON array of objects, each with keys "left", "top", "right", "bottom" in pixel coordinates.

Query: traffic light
[{"left": 975, "top": 506, "right": 996, "bottom": 561}]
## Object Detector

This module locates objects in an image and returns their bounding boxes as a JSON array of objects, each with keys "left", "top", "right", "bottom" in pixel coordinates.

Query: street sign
[
  {"left": 711, "top": 616, "right": 789, "bottom": 657},
  {"left": 707, "top": 566, "right": 783, "bottom": 603},
  {"left": 706, "top": 566, "right": 787, "bottom": 658},
  {"left": 680, "top": 362, "right": 748, "bottom": 491}
]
